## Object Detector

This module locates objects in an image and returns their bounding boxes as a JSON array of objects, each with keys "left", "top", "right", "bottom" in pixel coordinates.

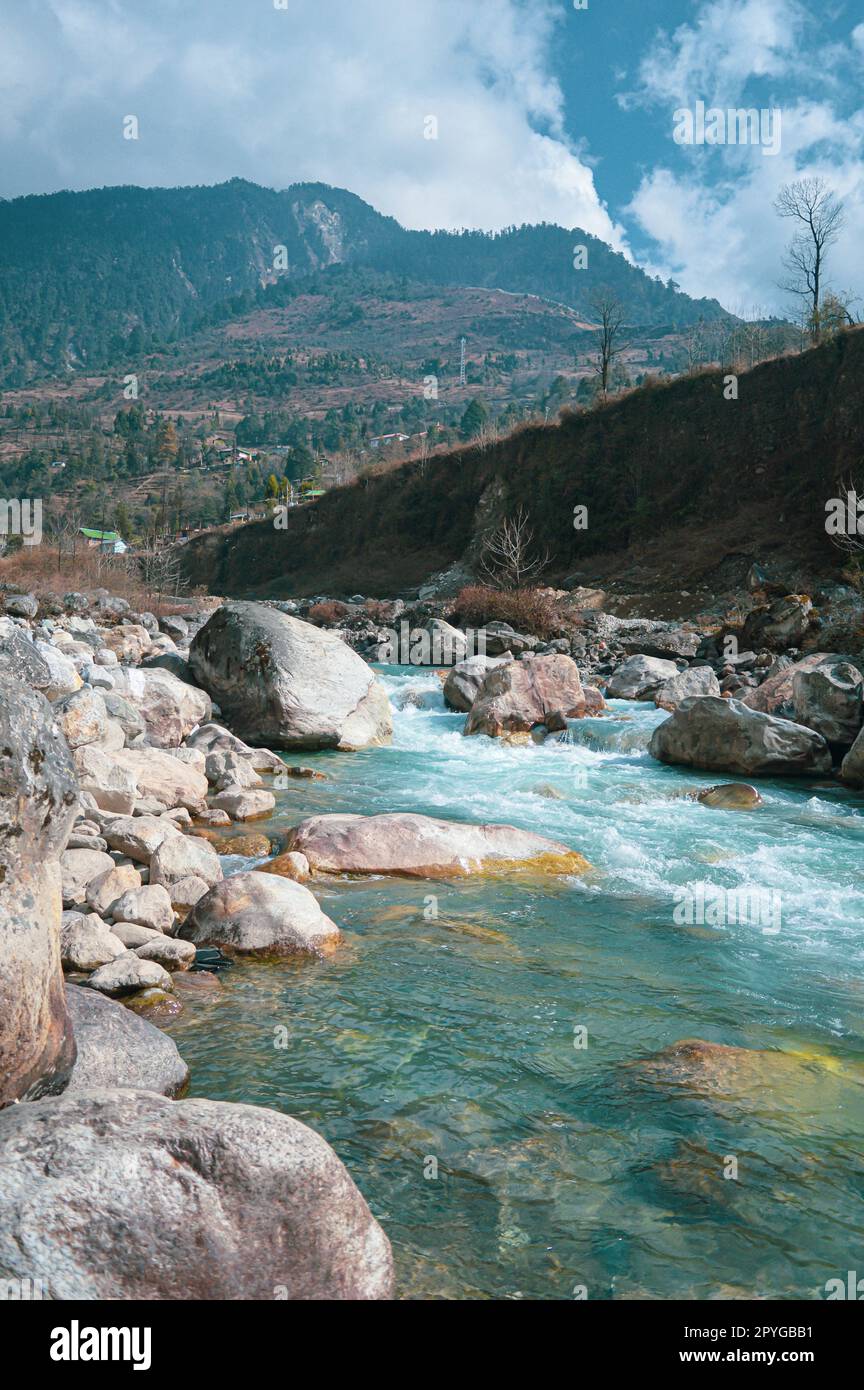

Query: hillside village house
[
  {"left": 370, "top": 432, "right": 409, "bottom": 448},
  {"left": 79, "top": 527, "right": 128, "bottom": 555}
]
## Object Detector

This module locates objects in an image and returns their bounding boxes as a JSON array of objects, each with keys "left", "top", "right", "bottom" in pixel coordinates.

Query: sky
[{"left": 1, "top": 0, "right": 862, "bottom": 315}]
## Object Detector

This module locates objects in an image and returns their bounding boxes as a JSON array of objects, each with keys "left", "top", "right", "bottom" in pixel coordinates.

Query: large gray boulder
[
  {"left": 0, "top": 1088, "right": 393, "bottom": 1298},
  {"left": 791, "top": 661, "right": 863, "bottom": 747},
  {"left": 181, "top": 872, "right": 341, "bottom": 958},
  {"left": 282, "top": 812, "right": 592, "bottom": 878},
  {"left": 98, "top": 813, "right": 181, "bottom": 863},
  {"left": 596, "top": 617, "right": 701, "bottom": 660},
  {"left": 741, "top": 594, "right": 813, "bottom": 651},
  {"left": 654, "top": 665, "right": 722, "bottom": 709},
  {"left": 4, "top": 591, "right": 38, "bottom": 618},
  {"left": 605, "top": 654, "right": 679, "bottom": 700},
  {"left": 64, "top": 985, "right": 188, "bottom": 1096},
  {"left": 60, "top": 913, "right": 126, "bottom": 972},
  {"left": 149, "top": 833, "right": 222, "bottom": 890},
  {"left": 102, "top": 689, "right": 147, "bottom": 744},
  {"left": 189, "top": 602, "right": 392, "bottom": 750},
  {"left": 649, "top": 696, "right": 832, "bottom": 777},
  {"left": 111, "top": 884, "right": 175, "bottom": 934},
  {"left": 210, "top": 786, "right": 276, "bottom": 820},
  {"left": 0, "top": 674, "right": 79, "bottom": 1106}
]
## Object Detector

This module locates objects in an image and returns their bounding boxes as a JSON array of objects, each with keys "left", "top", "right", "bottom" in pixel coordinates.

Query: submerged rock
[
  {"left": 283, "top": 812, "right": 592, "bottom": 878},
  {"left": 220, "top": 832, "right": 273, "bottom": 857},
  {"left": 189, "top": 602, "right": 392, "bottom": 750},
  {"left": 180, "top": 872, "right": 340, "bottom": 958},
  {"left": 696, "top": 783, "right": 763, "bottom": 810},
  {"left": 0, "top": 1088, "right": 393, "bottom": 1299},
  {"left": 65, "top": 985, "right": 188, "bottom": 1096},
  {"left": 649, "top": 696, "right": 831, "bottom": 777},
  {"left": 626, "top": 1037, "right": 861, "bottom": 1118}
]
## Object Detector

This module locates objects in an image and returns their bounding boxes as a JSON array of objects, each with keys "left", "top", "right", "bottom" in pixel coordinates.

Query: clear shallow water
[{"left": 168, "top": 667, "right": 864, "bottom": 1299}]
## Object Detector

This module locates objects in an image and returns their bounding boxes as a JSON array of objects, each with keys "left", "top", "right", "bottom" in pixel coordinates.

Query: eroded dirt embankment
[{"left": 179, "top": 329, "right": 864, "bottom": 602}]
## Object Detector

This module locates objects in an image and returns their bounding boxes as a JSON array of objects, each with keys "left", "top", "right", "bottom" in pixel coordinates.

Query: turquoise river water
[{"left": 166, "top": 666, "right": 864, "bottom": 1299}]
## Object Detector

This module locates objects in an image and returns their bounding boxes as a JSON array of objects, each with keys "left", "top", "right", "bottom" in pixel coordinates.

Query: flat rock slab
[
  {"left": 0, "top": 1088, "right": 393, "bottom": 1299},
  {"left": 284, "top": 812, "right": 592, "bottom": 878}
]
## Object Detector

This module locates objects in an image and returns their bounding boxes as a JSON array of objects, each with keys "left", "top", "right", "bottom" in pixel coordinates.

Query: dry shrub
[
  {"left": 0, "top": 543, "right": 193, "bottom": 616},
  {"left": 452, "top": 584, "right": 563, "bottom": 638},
  {"left": 364, "top": 598, "right": 394, "bottom": 622},
  {"left": 307, "top": 599, "right": 350, "bottom": 625}
]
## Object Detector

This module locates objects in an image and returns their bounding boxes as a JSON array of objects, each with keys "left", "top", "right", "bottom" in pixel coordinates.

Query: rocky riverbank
[{"left": 2, "top": 567, "right": 864, "bottom": 1300}]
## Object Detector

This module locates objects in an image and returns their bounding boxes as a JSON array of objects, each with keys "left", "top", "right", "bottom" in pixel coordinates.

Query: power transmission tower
[{"left": 459, "top": 337, "right": 467, "bottom": 387}]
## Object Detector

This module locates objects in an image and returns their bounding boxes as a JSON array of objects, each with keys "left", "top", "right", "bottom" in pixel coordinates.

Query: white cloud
[
  {"left": 0, "top": 0, "right": 627, "bottom": 249},
  {"left": 628, "top": 0, "right": 809, "bottom": 110},
  {"left": 624, "top": 2, "right": 864, "bottom": 313},
  {"left": 631, "top": 112, "right": 864, "bottom": 310}
]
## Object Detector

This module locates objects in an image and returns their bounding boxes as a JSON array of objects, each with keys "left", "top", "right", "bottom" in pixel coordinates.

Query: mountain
[{"left": 0, "top": 178, "right": 730, "bottom": 385}]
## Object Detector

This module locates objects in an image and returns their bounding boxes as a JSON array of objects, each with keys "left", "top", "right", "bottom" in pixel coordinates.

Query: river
[{"left": 166, "top": 665, "right": 864, "bottom": 1299}]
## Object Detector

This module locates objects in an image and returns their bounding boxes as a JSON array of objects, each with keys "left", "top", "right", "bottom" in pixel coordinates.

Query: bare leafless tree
[
  {"left": 775, "top": 178, "right": 845, "bottom": 345},
  {"left": 476, "top": 418, "right": 500, "bottom": 454},
  {"left": 826, "top": 471, "right": 864, "bottom": 559},
  {"left": 138, "top": 545, "right": 187, "bottom": 610},
  {"left": 589, "top": 289, "right": 629, "bottom": 400},
  {"left": 479, "top": 506, "right": 550, "bottom": 589},
  {"left": 49, "top": 505, "right": 83, "bottom": 571}
]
